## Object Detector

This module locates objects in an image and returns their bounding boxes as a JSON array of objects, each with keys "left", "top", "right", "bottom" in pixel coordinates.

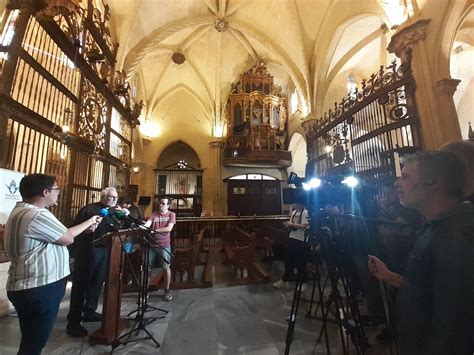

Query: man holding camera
[
  {"left": 368, "top": 151, "right": 474, "bottom": 355},
  {"left": 273, "top": 203, "right": 309, "bottom": 289}
]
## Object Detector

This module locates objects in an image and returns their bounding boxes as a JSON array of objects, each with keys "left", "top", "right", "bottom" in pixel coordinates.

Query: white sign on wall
[{"left": 0, "top": 168, "right": 24, "bottom": 224}]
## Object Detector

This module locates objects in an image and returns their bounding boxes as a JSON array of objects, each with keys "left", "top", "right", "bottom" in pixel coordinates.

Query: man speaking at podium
[{"left": 66, "top": 187, "right": 125, "bottom": 337}]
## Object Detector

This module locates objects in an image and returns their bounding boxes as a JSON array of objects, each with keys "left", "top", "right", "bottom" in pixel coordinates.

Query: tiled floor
[{"left": 0, "top": 255, "right": 393, "bottom": 354}]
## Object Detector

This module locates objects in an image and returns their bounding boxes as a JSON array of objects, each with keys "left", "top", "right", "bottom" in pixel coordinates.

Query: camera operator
[
  {"left": 368, "top": 151, "right": 474, "bottom": 355},
  {"left": 273, "top": 203, "right": 309, "bottom": 289},
  {"left": 365, "top": 182, "right": 423, "bottom": 341}
]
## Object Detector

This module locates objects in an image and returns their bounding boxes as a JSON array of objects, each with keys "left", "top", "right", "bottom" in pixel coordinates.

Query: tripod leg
[
  {"left": 142, "top": 327, "right": 161, "bottom": 348},
  {"left": 315, "top": 274, "right": 331, "bottom": 354},
  {"left": 284, "top": 278, "right": 306, "bottom": 355}
]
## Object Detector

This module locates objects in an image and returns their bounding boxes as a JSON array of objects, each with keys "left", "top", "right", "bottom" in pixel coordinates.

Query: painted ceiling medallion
[
  {"left": 214, "top": 18, "right": 228, "bottom": 32},
  {"left": 171, "top": 52, "right": 185, "bottom": 65}
]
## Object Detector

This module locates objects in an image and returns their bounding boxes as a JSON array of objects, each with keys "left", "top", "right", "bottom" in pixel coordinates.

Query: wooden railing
[{"left": 172, "top": 215, "right": 289, "bottom": 248}]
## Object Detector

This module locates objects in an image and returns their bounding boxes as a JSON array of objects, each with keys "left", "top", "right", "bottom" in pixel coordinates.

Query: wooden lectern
[{"left": 89, "top": 229, "right": 141, "bottom": 346}]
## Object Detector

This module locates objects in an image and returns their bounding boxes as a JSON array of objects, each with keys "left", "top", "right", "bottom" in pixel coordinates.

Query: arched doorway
[{"left": 155, "top": 141, "right": 203, "bottom": 216}]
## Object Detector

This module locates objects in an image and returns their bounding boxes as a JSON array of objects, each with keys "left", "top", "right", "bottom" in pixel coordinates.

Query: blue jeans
[{"left": 8, "top": 278, "right": 66, "bottom": 355}]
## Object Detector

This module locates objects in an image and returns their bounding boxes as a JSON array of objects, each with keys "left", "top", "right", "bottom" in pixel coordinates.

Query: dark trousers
[
  {"left": 8, "top": 278, "right": 66, "bottom": 355},
  {"left": 67, "top": 239, "right": 108, "bottom": 325},
  {"left": 282, "top": 238, "right": 308, "bottom": 281}
]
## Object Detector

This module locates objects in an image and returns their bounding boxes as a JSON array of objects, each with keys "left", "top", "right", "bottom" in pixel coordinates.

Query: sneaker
[
  {"left": 273, "top": 279, "right": 289, "bottom": 288},
  {"left": 163, "top": 290, "right": 172, "bottom": 301},
  {"left": 66, "top": 323, "right": 88, "bottom": 338}
]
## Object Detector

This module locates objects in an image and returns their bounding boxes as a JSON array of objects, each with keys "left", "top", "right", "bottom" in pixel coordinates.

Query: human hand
[
  {"left": 88, "top": 215, "right": 102, "bottom": 232},
  {"left": 368, "top": 255, "right": 392, "bottom": 282}
]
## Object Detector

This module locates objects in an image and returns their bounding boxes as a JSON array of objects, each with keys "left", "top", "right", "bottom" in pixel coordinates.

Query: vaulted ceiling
[{"left": 108, "top": 0, "right": 397, "bottom": 133}]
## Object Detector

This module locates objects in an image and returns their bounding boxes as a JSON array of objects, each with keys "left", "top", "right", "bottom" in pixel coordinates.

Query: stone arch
[
  {"left": 287, "top": 132, "right": 307, "bottom": 177},
  {"left": 122, "top": 15, "right": 308, "bottom": 114},
  {"left": 150, "top": 83, "right": 212, "bottom": 117},
  {"left": 437, "top": 2, "right": 474, "bottom": 138},
  {"left": 312, "top": 10, "right": 385, "bottom": 114},
  {"left": 156, "top": 140, "right": 201, "bottom": 169},
  {"left": 435, "top": 0, "right": 474, "bottom": 79}
]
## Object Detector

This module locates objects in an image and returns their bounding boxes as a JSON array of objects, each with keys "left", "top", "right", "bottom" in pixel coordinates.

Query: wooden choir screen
[
  {"left": 0, "top": 3, "right": 138, "bottom": 223},
  {"left": 3, "top": 118, "right": 70, "bottom": 219},
  {"left": 304, "top": 56, "right": 421, "bottom": 182},
  {"left": 70, "top": 152, "right": 105, "bottom": 219}
]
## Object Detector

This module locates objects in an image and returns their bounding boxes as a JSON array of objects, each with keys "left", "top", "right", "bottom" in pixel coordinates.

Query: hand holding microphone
[
  {"left": 87, "top": 214, "right": 103, "bottom": 232},
  {"left": 85, "top": 208, "right": 109, "bottom": 232}
]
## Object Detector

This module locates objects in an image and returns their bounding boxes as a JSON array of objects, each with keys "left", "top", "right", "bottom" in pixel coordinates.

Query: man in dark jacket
[
  {"left": 66, "top": 187, "right": 124, "bottom": 337},
  {"left": 368, "top": 151, "right": 474, "bottom": 355}
]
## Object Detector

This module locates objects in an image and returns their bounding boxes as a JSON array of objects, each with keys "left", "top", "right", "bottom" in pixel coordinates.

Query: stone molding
[
  {"left": 209, "top": 139, "right": 225, "bottom": 148},
  {"left": 387, "top": 19, "right": 431, "bottom": 58},
  {"left": 434, "top": 78, "right": 461, "bottom": 96}
]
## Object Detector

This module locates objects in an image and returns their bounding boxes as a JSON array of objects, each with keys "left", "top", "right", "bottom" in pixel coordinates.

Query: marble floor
[{"left": 0, "top": 255, "right": 393, "bottom": 355}]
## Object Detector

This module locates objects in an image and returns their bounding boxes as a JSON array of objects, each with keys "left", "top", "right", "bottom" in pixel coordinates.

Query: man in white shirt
[{"left": 5, "top": 174, "right": 100, "bottom": 355}]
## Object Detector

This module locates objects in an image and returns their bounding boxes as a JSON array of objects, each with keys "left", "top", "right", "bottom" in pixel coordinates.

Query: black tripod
[
  {"left": 285, "top": 217, "right": 368, "bottom": 355},
  {"left": 284, "top": 229, "right": 313, "bottom": 355},
  {"left": 111, "top": 225, "right": 170, "bottom": 351}
]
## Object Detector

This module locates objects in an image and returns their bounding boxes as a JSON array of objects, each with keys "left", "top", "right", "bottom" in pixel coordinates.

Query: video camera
[{"left": 283, "top": 171, "right": 362, "bottom": 214}]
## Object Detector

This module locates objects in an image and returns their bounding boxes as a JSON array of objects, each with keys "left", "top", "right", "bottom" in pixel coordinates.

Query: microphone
[
  {"left": 114, "top": 210, "right": 145, "bottom": 225},
  {"left": 99, "top": 208, "right": 109, "bottom": 217}
]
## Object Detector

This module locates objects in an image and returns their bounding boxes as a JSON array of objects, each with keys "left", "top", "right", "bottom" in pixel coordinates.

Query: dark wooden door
[{"left": 227, "top": 180, "right": 281, "bottom": 216}]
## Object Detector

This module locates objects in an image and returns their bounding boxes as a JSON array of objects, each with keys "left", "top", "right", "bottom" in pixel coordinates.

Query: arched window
[
  {"left": 290, "top": 89, "right": 298, "bottom": 114},
  {"left": 346, "top": 75, "right": 357, "bottom": 98}
]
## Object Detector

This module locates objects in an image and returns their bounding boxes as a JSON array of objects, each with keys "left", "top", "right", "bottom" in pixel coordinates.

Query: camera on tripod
[
  {"left": 282, "top": 170, "right": 371, "bottom": 355},
  {"left": 283, "top": 171, "right": 360, "bottom": 214}
]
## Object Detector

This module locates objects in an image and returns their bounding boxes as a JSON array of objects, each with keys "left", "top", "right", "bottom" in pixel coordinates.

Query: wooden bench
[
  {"left": 256, "top": 225, "right": 289, "bottom": 262},
  {"left": 170, "top": 227, "right": 215, "bottom": 289},
  {"left": 169, "top": 233, "right": 199, "bottom": 289},
  {"left": 223, "top": 227, "right": 269, "bottom": 286},
  {"left": 195, "top": 227, "right": 210, "bottom": 265},
  {"left": 122, "top": 227, "right": 215, "bottom": 293}
]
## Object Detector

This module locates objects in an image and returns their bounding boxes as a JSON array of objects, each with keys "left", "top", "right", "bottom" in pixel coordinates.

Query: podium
[{"left": 88, "top": 229, "right": 141, "bottom": 346}]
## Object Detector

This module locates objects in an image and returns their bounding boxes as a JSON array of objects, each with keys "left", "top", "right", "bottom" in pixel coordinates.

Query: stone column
[
  {"left": 209, "top": 139, "right": 225, "bottom": 216},
  {"left": 388, "top": 19, "right": 462, "bottom": 149}
]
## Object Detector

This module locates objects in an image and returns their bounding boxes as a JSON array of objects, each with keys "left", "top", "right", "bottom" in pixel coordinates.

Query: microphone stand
[{"left": 111, "top": 223, "right": 169, "bottom": 352}]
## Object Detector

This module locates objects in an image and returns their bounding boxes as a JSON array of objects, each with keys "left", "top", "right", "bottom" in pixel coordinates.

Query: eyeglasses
[
  {"left": 106, "top": 195, "right": 118, "bottom": 199},
  {"left": 48, "top": 187, "right": 61, "bottom": 192}
]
